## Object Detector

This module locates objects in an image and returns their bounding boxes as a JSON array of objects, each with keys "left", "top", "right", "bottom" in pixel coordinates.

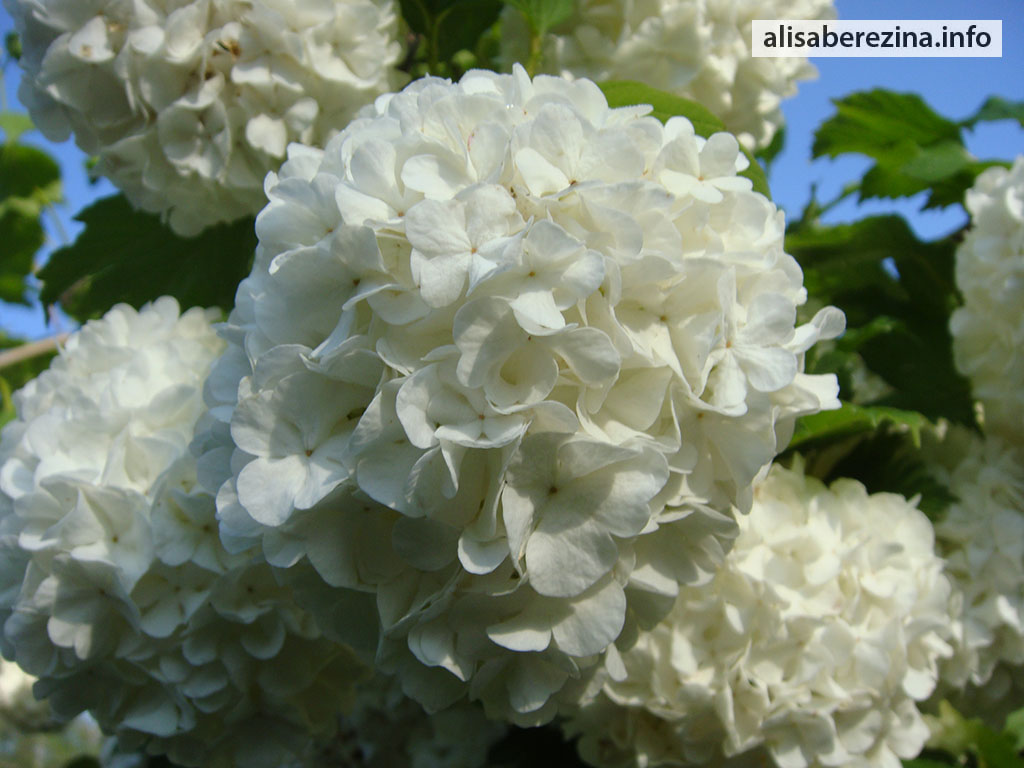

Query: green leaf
[
  {"left": 436, "top": 0, "right": 503, "bottom": 60},
  {"left": 0, "top": 140, "right": 60, "bottom": 304},
  {"left": 1005, "top": 706, "right": 1024, "bottom": 752},
  {"left": 813, "top": 90, "right": 961, "bottom": 163},
  {"left": 0, "top": 142, "right": 61, "bottom": 206},
  {"left": 598, "top": 80, "right": 770, "bottom": 198},
  {"left": 400, "top": 0, "right": 503, "bottom": 73},
  {"left": 963, "top": 96, "right": 1024, "bottom": 129},
  {"left": 901, "top": 140, "right": 972, "bottom": 182},
  {"left": 0, "top": 198, "right": 45, "bottom": 304},
  {"left": 755, "top": 124, "right": 785, "bottom": 167},
  {"left": 0, "top": 112, "right": 34, "bottom": 143},
  {"left": 0, "top": 376, "right": 14, "bottom": 430},
  {"left": 856, "top": 141, "right": 974, "bottom": 205},
  {"left": 786, "top": 215, "right": 973, "bottom": 424},
  {"left": 504, "top": 0, "right": 574, "bottom": 35},
  {"left": 38, "top": 195, "right": 255, "bottom": 320},
  {"left": 600, "top": 80, "right": 726, "bottom": 136},
  {"left": 927, "top": 701, "right": 1024, "bottom": 768},
  {"left": 398, "top": 0, "right": 432, "bottom": 36},
  {"left": 923, "top": 160, "right": 1010, "bottom": 209},
  {"left": 812, "top": 90, "right": 977, "bottom": 207},
  {"left": 903, "top": 760, "right": 958, "bottom": 768},
  {"left": 807, "top": 427, "right": 957, "bottom": 519},
  {"left": 4, "top": 32, "right": 20, "bottom": 61},
  {"left": 788, "top": 402, "right": 930, "bottom": 450}
]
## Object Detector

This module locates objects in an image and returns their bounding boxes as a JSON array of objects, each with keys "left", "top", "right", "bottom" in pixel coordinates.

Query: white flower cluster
[
  {"left": 563, "top": 463, "right": 955, "bottom": 768},
  {"left": 949, "top": 157, "right": 1024, "bottom": 444},
  {"left": 0, "top": 299, "right": 368, "bottom": 767},
  {"left": 924, "top": 427, "right": 1024, "bottom": 699},
  {"left": 500, "top": 0, "right": 835, "bottom": 149},
  {"left": 200, "top": 66, "right": 843, "bottom": 725},
  {"left": 5, "top": 0, "right": 405, "bottom": 235}
]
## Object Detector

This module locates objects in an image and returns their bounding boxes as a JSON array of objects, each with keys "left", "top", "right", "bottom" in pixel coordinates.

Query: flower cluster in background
[
  {"left": 950, "top": 157, "right": 1024, "bottom": 445},
  {"left": 3, "top": 0, "right": 405, "bottom": 235},
  {"left": 563, "top": 463, "right": 955, "bottom": 768},
  {"left": 0, "top": 300, "right": 370, "bottom": 767},
  {"left": 501, "top": 0, "right": 835, "bottom": 149}
]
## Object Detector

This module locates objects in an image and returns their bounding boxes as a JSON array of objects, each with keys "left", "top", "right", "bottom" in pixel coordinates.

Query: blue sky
[{"left": 0, "top": 0, "right": 1021, "bottom": 339}]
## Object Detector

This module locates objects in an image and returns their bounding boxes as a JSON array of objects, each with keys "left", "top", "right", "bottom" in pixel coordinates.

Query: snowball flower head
[
  {"left": 5, "top": 0, "right": 405, "bottom": 235},
  {"left": 949, "top": 157, "right": 1024, "bottom": 444},
  {"left": 204, "top": 65, "right": 842, "bottom": 724},
  {"left": 500, "top": 0, "right": 835, "bottom": 149},
  {"left": 563, "top": 463, "right": 955, "bottom": 768},
  {"left": 0, "top": 299, "right": 367, "bottom": 767},
  {"left": 923, "top": 426, "right": 1024, "bottom": 697}
]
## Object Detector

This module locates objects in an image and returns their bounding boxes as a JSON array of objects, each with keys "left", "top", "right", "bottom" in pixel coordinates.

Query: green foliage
[
  {"left": 781, "top": 89, "right": 1024, "bottom": 507},
  {"left": 963, "top": 96, "right": 1024, "bottom": 129},
  {"left": 756, "top": 124, "right": 786, "bottom": 168},
  {"left": 598, "top": 80, "right": 770, "bottom": 198},
  {"left": 788, "top": 215, "right": 973, "bottom": 425},
  {"left": 813, "top": 90, "right": 961, "bottom": 161},
  {"left": 400, "top": 0, "right": 504, "bottom": 73},
  {"left": 923, "top": 701, "right": 1024, "bottom": 768},
  {"left": 1006, "top": 707, "right": 1024, "bottom": 752},
  {"left": 0, "top": 112, "right": 34, "bottom": 143},
  {"left": 0, "top": 117, "right": 62, "bottom": 305},
  {"left": 0, "top": 142, "right": 60, "bottom": 202},
  {"left": 812, "top": 89, "right": 1017, "bottom": 210},
  {"left": 788, "top": 402, "right": 930, "bottom": 450},
  {"left": 504, "top": 0, "right": 574, "bottom": 36},
  {"left": 3, "top": 31, "right": 20, "bottom": 61},
  {"left": 38, "top": 195, "right": 254, "bottom": 321}
]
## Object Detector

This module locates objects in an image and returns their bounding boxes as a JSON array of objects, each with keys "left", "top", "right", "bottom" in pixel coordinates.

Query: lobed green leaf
[
  {"left": 38, "top": 195, "right": 255, "bottom": 320},
  {"left": 788, "top": 402, "right": 931, "bottom": 450},
  {"left": 813, "top": 90, "right": 961, "bottom": 163},
  {"left": 0, "top": 111, "right": 35, "bottom": 143},
  {"left": 0, "top": 141, "right": 61, "bottom": 206},
  {"left": 962, "top": 96, "right": 1024, "bottom": 129},
  {"left": 810, "top": 89, "right": 1000, "bottom": 209},
  {"left": 787, "top": 215, "right": 973, "bottom": 424}
]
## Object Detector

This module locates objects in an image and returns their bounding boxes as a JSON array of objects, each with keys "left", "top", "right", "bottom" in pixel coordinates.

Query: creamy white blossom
[
  {"left": 0, "top": 299, "right": 369, "bottom": 767},
  {"left": 5, "top": 0, "right": 405, "bottom": 235},
  {"left": 500, "top": 0, "right": 835, "bottom": 149},
  {"left": 562, "top": 463, "right": 955, "bottom": 768},
  {"left": 923, "top": 426, "right": 1024, "bottom": 703},
  {"left": 949, "top": 157, "right": 1024, "bottom": 444},
  {"left": 203, "top": 66, "right": 842, "bottom": 724}
]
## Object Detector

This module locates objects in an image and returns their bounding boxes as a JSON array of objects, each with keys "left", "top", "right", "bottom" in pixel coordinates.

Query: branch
[{"left": 0, "top": 333, "right": 68, "bottom": 372}]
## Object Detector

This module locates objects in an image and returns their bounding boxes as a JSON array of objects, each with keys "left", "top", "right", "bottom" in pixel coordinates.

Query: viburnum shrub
[{"left": 0, "top": 2, "right": 1023, "bottom": 768}]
